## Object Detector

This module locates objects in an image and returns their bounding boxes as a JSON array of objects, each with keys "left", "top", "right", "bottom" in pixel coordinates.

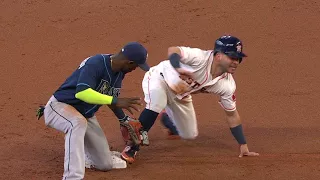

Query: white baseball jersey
[{"left": 154, "top": 46, "right": 237, "bottom": 111}]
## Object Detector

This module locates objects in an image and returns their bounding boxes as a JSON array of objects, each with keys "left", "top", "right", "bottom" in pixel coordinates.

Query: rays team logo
[
  {"left": 97, "top": 80, "right": 121, "bottom": 97},
  {"left": 100, "top": 82, "right": 108, "bottom": 93},
  {"left": 236, "top": 43, "right": 242, "bottom": 53}
]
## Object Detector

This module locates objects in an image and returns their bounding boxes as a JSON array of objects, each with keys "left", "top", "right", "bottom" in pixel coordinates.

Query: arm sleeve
[{"left": 75, "top": 88, "right": 115, "bottom": 105}]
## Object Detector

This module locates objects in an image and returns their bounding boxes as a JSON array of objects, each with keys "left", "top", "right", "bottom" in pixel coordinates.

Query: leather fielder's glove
[
  {"left": 119, "top": 116, "right": 143, "bottom": 145},
  {"left": 36, "top": 106, "right": 45, "bottom": 120}
]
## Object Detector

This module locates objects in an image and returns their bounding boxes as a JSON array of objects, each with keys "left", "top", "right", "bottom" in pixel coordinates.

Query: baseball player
[
  {"left": 121, "top": 35, "right": 259, "bottom": 163},
  {"left": 37, "top": 42, "right": 149, "bottom": 180}
]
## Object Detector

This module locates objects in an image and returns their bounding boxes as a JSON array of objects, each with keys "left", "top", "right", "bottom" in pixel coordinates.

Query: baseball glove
[
  {"left": 120, "top": 116, "right": 143, "bottom": 145},
  {"left": 36, "top": 106, "right": 45, "bottom": 120}
]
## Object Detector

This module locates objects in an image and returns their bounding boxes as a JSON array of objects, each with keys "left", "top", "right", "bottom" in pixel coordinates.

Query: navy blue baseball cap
[
  {"left": 121, "top": 42, "right": 150, "bottom": 71},
  {"left": 214, "top": 35, "right": 247, "bottom": 60}
]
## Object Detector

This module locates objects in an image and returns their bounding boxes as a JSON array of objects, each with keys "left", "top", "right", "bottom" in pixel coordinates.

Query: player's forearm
[
  {"left": 108, "top": 105, "right": 126, "bottom": 120},
  {"left": 226, "top": 110, "right": 241, "bottom": 128},
  {"left": 75, "top": 88, "right": 117, "bottom": 105},
  {"left": 225, "top": 110, "right": 247, "bottom": 145}
]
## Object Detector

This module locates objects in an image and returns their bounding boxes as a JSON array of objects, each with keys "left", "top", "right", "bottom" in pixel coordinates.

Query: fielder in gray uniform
[{"left": 37, "top": 42, "right": 149, "bottom": 180}]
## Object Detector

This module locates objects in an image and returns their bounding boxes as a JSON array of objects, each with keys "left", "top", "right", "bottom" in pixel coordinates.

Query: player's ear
[{"left": 215, "top": 52, "right": 222, "bottom": 61}]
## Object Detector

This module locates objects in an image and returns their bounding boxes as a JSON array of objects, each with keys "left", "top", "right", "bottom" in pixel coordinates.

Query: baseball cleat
[
  {"left": 85, "top": 153, "right": 94, "bottom": 169},
  {"left": 166, "top": 129, "right": 181, "bottom": 140},
  {"left": 111, "top": 151, "right": 127, "bottom": 169},
  {"left": 140, "top": 130, "right": 150, "bottom": 146},
  {"left": 121, "top": 145, "right": 139, "bottom": 164}
]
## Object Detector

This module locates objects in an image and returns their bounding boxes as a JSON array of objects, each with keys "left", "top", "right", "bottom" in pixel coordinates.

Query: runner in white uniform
[{"left": 121, "top": 35, "right": 259, "bottom": 164}]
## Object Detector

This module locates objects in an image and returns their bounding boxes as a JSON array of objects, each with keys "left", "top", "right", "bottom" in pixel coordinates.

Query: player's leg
[
  {"left": 44, "top": 96, "right": 87, "bottom": 180},
  {"left": 121, "top": 71, "right": 168, "bottom": 163},
  {"left": 166, "top": 95, "right": 198, "bottom": 140},
  {"left": 139, "top": 72, "right": 168, "bottom": 132},
  {"left": 84, "top": 116, "right": 127, "bottom": 170},
  {"left": 84, "top": 116, "right": 113, "bottom": 171},
  {"left": 159, "top": 111, "right": 180, "bottom": 139}
]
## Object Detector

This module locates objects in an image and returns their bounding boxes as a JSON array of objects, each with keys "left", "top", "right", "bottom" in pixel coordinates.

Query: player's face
[
  {"left": 122, "top": 61, "right": 138, "bottom": 73},
  {"left": 220, "top": 54, "right": 240, "bottom": 74}
]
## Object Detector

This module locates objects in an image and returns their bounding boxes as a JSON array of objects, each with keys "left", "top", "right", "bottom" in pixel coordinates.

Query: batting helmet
[{"left": 214, "top": 35, "right": 247, "bottom": 62}]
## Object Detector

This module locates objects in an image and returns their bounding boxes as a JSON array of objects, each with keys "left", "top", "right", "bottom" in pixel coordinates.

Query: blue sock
[
  {"left": 139, "top": 109, "right": 159, "bottom": 131},
  {"left": 160, "top": 113, "right": 178, "bottom": 135}
]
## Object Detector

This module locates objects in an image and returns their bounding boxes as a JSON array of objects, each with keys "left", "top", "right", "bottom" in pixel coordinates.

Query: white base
[{"left": 85, "top": 151, "right": 127, "bottom": 169}]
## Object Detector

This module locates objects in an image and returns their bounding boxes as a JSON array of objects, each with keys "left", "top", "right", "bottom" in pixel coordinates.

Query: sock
[
  {"left": 139, "top": 108, "right": 159, "bottom": 131},
  {"left": 160, "top": 113, "right": 178, "bottom": 135}
]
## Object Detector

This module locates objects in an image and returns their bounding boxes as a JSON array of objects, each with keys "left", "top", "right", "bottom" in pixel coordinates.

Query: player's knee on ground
[
  {"left": 180, "top": 134, "right": 197, "bottom": 140},
  {"left": 179, "top": 131, "right": 198, "bottom": 140},
  {"left": 94, "top": 162, "right": 113, "bottom": 171}
]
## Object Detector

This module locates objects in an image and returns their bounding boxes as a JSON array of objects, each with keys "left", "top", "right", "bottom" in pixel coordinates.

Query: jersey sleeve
[
  {"left": 178, "top": 46, "right": 208, "bottom": 66},
  {"left": 218, "top": 91, "right": 237, "bottom": 112},
  {"left": 76, "top": 55, "right": 105, "bottom": 93}
]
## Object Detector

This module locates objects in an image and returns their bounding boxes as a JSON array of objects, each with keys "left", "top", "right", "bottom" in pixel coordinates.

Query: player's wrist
[{"left": 111, "top": 96, "right": 118, "bottom": 105}]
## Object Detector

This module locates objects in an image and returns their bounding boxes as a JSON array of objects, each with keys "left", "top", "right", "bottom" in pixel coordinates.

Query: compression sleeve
[{"left": 75, "top": 88, "right": 117, "bottom": 105}]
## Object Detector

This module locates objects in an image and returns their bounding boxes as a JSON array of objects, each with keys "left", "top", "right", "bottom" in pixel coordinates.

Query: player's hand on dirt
[
  {"left": 115, "top": 97, "right": 142, "bottom": 115},
  {"left": 239, "top": 144, "right": 259, "bottom": 157}
]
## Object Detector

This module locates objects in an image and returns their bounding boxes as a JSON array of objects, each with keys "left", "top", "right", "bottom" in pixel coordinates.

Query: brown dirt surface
[{"left": 1, "top": 0, "right": 320, "bottom": 179}]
